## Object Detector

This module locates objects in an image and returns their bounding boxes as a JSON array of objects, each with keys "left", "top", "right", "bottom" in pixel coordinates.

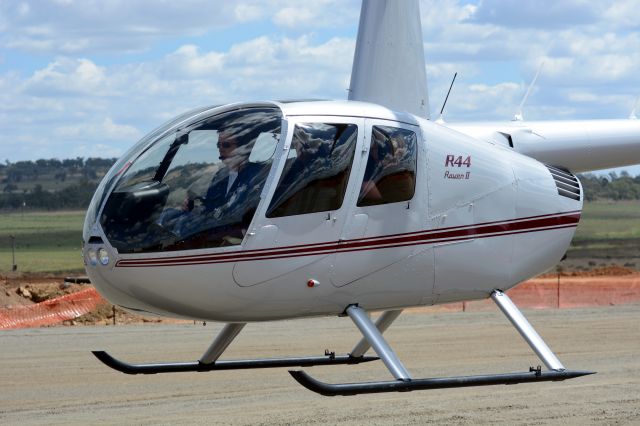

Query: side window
[
  {"left": 267, "top": 123, "right": 358, "bottom": 218},
  {"left": 358, "top": 126, "right": 417, "bottom": 207}
]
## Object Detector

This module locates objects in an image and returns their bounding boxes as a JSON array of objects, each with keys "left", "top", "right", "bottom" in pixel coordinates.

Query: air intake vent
[{"left": 545, "top": 165, "right": 581, "bottom": 201}]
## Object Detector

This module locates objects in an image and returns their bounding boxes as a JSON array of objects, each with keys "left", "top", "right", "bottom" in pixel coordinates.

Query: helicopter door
[
  {"left": 330, "top": 120, "right": 434, "bottom": 303},
  {"left": 233, "top": 117, "right": 364, "bottom": 287}
]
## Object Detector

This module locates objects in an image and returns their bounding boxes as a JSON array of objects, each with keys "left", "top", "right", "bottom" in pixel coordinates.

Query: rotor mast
[{"left": 348, "top": 0, "right": 430, "bottom": 118}]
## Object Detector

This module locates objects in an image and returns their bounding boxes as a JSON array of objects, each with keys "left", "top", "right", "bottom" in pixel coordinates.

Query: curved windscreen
[
  {"left": 100, "top": 107, "right": 282, "bottom": 253},
  {"left": 83, "top": 105, "right": 215, "bottom": 240}
]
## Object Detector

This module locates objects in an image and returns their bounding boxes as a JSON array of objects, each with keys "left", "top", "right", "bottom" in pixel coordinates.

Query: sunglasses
[{"left": 218, "top": 141, "right": 236, "bottom": 148}]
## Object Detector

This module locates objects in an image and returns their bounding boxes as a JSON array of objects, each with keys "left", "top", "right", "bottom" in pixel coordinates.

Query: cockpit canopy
[
  {"left": 85, "top": 101, "right": 420, "bottom": 255},
  {"left": 98, "top": 106, "right": 282, "bottom": 253}
]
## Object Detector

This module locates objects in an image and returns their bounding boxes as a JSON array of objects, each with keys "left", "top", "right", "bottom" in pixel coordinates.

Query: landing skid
[
  {"left": 93, "top": 321, "right": 377, "bottom": 375},
  {"left": 93, "top": 350, "right": 377, "bottom": 375},
  {"left": 92, "top": 292, "right": 594, "bottom": 396},
  {"left": 290, "top": 368, "right": 595, "bottom": 396},
  {"left": 291, "top": 292, "right": 595, "bottom": 396}
]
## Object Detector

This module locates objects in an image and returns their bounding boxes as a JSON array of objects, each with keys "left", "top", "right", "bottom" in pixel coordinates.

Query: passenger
[
  {"left": 269, "top": 126, "right": 336, "bottom": 211},
  {"left": 359, "top": 138, "right": 384, "bottom": 204}
]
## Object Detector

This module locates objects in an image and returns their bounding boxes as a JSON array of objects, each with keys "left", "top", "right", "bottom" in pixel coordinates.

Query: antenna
[
  {"left": 631, "top": 96, "right": 639, "bottom": 120},
  {"left": 513, "top": 62, "right": 544, "bottom": 121},
  {"left": 435, "top": 72, "right": 457, "bottom": 124}
]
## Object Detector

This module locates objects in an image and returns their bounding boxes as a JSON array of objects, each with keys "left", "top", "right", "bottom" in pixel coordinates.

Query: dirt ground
[
  {"left": 0, "top": 275, "right": 171, "bottom": 325},
  {"left": 0, "top": 304, "right": 638, "bottom": 425},
  {"left": 3, "top": 264, "right": 638, "bottom": 327}
]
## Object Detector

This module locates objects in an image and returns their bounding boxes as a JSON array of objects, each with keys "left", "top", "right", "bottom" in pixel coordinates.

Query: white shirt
[{"left": 226, "top": 170, "right": 238, "bottom": 194}]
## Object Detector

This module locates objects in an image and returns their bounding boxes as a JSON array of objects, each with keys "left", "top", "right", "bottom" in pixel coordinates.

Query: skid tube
[
  {"left": 92, "top": 350, "right": 378, "bottom": 375},
  {"left": 289, "top": 368, "right": 595, "bottom": 396}
]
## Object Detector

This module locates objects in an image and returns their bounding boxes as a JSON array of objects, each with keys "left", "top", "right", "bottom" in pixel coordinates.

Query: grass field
[
  {"left": 0, "top": 210, "right": 85, "bottom": 273},
  {"left": 573, "top": 201, "right": 640, "bottom": 241},
  {"left": 569, "top": 201, "right": 640, "bottom": 261},
  {"left": 0, "top": 201, "right": 638, "bottom": 274}
]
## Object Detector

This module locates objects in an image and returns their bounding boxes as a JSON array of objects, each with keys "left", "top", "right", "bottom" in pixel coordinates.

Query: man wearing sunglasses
[{"left": 158, "top": 129, "right": 266, "bottom": 248}]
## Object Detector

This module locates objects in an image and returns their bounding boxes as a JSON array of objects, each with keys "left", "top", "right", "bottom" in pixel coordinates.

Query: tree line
[
  {"left": 580, "top": 171, "right": 640, "bottom": 201},
  {"left": 0, "top": 158, "right": 639, "bottom": 210},
  {"left": 1, "top": 158, "right": 115, "bottom": 185},
  {"left": 1, "top": 158, "right": 117, "bottom": 210}
]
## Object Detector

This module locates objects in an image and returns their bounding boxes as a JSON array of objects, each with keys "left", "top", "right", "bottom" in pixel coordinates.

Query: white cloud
[
  {"left": 0, "top": 0, "right": 639, "bottom": 163},
  {"left": 0, "top": 0, "right": 265, "bottom": 54},
  {"left": 567, "top": 92, "right": 599, "bottom": 103},
  {"left": 164, "top": 45, "right": 225, "bottom": 78},
  {"left": 469, "top": 0, "right": 601, "bottom": 29},
  {"left": 0, "top": 0, "right": 360, "bottom": 55},
  {"left": 234, "top": 4, "right": 263, "bottom": 22},
  {"left": 16, "top": 2, "right": 30, "bottom": 16},
  {"left": 272, "top": 0, "right": 359, "bottom": 29},
  {"left": 23, "top": 58, "right": 109, "bottom": 96},
  {"left": 55, "top": 117, "right": 141, "bottom": 141},
  {"left": 273, "top": 7, "right": 315, "bottom": 28},
  {"left": 0, "top": 30, "right": 357, "bottom": 160},
  {"left": 603, "top": 0, "right": 640, "bottom": 28}
]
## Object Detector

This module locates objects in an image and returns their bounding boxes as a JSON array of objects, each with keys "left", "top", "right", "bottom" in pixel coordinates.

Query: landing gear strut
[
  {"left": 93, "top": 291, "right": 594, "bottom": 396},
  {"left": 290, "top": 291, "right": 594, "bottom": 396}
]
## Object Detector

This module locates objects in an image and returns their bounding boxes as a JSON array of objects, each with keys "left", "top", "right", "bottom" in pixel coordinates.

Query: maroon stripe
[
  {"left": 115, "top": 212, "right": 580, "bottom": 267},
  {"left": 118, "top": 209, "right": 582, "bottom": 265},
  {"left": 343, "top": 209, "right": 582, "bottom": 244},
  {"left": 117, "top": 224, "right": 578, "bottom": 268},
  {"left": 116, "top": 213, "right": 579, "bottom": 267},
  {"left": 336, "top": 213, "right": 579, "bottom": 251},
  {"left": 116, "top": 211, "right": 579, "bottom": 266}
]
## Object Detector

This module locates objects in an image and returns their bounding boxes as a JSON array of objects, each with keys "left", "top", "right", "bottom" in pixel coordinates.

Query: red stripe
[
  {"left": 118, "top": 209, "right": 581, "bottom": 264},
  {"left": 117, "top": 224, "right": 578, "bottom": 268},
  {"left": 115, "top": 211, "right": 580, "bottom": 268}
]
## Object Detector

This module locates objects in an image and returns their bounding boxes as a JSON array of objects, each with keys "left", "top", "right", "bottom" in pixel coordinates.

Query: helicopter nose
[{"left": 83, "top": 239, "right": 144, "bottom": 312}]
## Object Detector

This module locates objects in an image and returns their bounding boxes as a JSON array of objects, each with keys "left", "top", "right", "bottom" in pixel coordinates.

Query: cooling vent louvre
[{"left": 545, "top": 165, "right": 581, "bottom": 201}]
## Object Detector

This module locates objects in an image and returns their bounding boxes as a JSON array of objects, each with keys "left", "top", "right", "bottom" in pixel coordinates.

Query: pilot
[
  {"left": 201, "top": 131, "right": 253, "bottom": 212},
  {"left": 158, "top": 130, "right": 264, "bottom": 247}
]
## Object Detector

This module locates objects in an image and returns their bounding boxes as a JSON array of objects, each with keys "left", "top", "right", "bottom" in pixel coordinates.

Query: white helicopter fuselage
[
  {"left": 84, "top": 100, "right": 581, "bottom": 322},
  {"left": 84, "top": 0, "right": 632, "bottom": 395}
]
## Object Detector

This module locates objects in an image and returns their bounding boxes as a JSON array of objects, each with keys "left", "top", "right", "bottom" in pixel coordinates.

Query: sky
[{"left": 1, "top": 0, "right": 639, "bottom": 174}]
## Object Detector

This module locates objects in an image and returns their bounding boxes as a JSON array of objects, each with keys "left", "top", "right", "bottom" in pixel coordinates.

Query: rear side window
[
  {"left": 267, "top": 123, "right": 358, "bottom": 217},
  {"left": 358, "top": 126, "right": 417, "bottom": 206}
]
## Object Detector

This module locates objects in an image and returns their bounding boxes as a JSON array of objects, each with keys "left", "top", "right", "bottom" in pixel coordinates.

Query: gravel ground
[{"left": 1, "top": 304, "right": 639, "bottom": 425}]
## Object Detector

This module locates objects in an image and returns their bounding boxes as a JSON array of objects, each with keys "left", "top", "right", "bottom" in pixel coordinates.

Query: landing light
[
  {"left": 87, "top": 249, "right": 98, "bottom": 266},
  {"left": 98, "top": 248, "right": 110, "bottom": 266}
]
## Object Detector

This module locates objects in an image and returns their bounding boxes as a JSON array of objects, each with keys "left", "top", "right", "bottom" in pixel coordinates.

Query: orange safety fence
[
  {"left": 0, "top": 287, "right": 104, "bottom": 330},
  {"left": 427, "top": 274, "right": 640, "bottom": 312},
  {"left": 2, "top": 276, "right": 640, "bottom": 329}
]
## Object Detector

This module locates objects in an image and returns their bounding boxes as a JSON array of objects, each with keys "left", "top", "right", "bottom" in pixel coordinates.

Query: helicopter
[{"left": 85, "top": 0, "right": 640, "bottom": 396}]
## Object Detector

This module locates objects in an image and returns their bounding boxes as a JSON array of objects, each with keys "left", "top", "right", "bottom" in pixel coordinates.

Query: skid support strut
[
  {"left": 200, "top": 323, "right": 246, "bottom": 364},
  {"left": 350, "top": 309, "right": 403, "bottom": 358},
  {"left": 491, "top": 290, "right": 564, "bottom": 371},
  {"left": 290, "top": 297, "right": 594, "bottom": 396},
  {"left": 346, "top": 306, "right": 411, "bottom": 381}
]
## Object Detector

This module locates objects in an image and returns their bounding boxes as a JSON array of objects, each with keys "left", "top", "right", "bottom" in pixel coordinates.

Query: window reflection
[
  {"left": 357, "top": 126, "right": 417, "bottom": 206},
  {"left": 100, "top": 107, "right": 281, "bottom": 253},
  {"left": 267, "top": 123, "right": 358, "bottom": 217}
]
